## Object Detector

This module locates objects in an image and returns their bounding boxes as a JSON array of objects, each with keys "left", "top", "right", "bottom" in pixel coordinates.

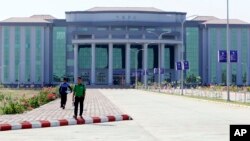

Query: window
[
  {"left": 35, "top": 27, "right": 42, "bottom": 83},
  {"left": 129, "top": 27, "right": 140, "bottom": 31},
  {"left": 3, "top": 26, "right": 10, "bottom": 82},
  {"left": 25, "top": 27, "right": 31, "bottom": 82},
  {"left": 15, "top": 27, "right": 21, "bottom": 81},
  {"left": 97, "top": 27, "right": 108, "bottom": 31},
  {"left": 53, "top": 27, "right": 66, "bottom": 82},
  {"left": 186, "top": 28, "right": 199, "bottom": 77}
]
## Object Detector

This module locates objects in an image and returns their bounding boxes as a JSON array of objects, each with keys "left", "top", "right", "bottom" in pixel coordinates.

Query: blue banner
[
  {"left": 183, "top": 61, "right": 189, "bottom": 70},
  {"left": 153, "top": 68, "right": 164, "bottom": 74},
  {"left": 218, "top": 50, "right": 227, "bottom": 63},
  {"left": 176, "top": 62, "right": 182, "bottom": 70},
  {"left": 230, "top": 50, "right": 238, "bottom": 63}
]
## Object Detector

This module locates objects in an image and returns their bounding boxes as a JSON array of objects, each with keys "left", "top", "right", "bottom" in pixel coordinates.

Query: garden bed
[{"left": 0, "top": 87, "right": 58, "bottom": 115}]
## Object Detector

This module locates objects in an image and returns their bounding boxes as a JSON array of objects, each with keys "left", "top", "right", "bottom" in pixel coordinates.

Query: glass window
[
  {"left": 53, "top": 27, "right": 66, "bottom": 82},
  {"left": 241, "top": 28, "right": 248, "bottom": 84},
  {"left": 35, "top": 27, "right": 42, "bottom": 83},
  {"left": 209, "top": 28, "right": 217, "bottom": 83},
  {"left": 95, "top": 45, "right": 108, "bottom": 69},
  {"left": 97, "top": 27, "right": 108, "bottom": 31},
  {"left": 164, "top": 48, "right": 170, "bottom": 69},
  {"left": 79, "top": 45, "right": 91, "bottom": 69},
  {"left": 3, "top": 26, "right": 10, "bottom": 82},
  {"left": 145, "top": 28, "right": 156, "bottom": 32},
  {"left": 15, "top": 27, "right": 21, "bottom": 82},
  {"left": 186, "top": 28, "right": 199, "bottom": 77},
  {"left": 129, "top": 27, "right": 140, "bottom": 31},
  {"left": 25, "top": 27, "right": 31, "bottom": 82}
]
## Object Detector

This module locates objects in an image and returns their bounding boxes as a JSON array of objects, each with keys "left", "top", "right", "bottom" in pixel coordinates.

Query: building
[{"left": 0, "top": 7, "right": 249, "bottom": 87}]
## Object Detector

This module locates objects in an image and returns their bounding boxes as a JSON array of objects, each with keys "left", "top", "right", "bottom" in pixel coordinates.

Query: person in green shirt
[{"left": 72, "top": 77, "right": 86, "bottom": 119}]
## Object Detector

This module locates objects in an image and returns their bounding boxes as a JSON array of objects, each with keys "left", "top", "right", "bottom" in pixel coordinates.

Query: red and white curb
[{"left": 0, "top": 114, "right": 132, "bottom": 131}]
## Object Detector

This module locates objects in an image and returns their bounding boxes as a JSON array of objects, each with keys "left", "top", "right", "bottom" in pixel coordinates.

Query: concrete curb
[{"left": 0, "top": 114, "right": 133, "bottom": 131}]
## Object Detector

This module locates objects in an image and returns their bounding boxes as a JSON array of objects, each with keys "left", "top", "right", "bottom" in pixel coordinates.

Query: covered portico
[{"left": 72, "top": 38, "right": 182, "bottom": 86}]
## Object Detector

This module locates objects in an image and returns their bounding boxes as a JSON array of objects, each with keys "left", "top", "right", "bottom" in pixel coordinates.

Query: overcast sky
[{"left": 0, "top": 0, "right": 249, "bottom": 22}]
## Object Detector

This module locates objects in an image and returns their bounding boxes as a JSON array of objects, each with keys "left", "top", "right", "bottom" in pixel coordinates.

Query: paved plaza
[
  {"left": 1, "top": 89, "right": 250, "bottom": 141},
  {"left": 0, "top": 89, "right": 124, "bottom": 124}
]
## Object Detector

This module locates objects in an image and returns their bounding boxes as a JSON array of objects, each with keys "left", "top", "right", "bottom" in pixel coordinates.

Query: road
[{"left": 1, "top": 89, "right": 250, "bottom": 141}]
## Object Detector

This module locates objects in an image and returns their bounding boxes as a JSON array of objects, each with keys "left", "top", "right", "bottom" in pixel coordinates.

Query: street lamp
[
  {"left": 147, "top": 31, "right": 170, "bottom": 90},
  {"left": 180, "top": 15, "right": 198, "bottom": 95},
  {"left": 226, "top": 0, "right": 230, "bottom": 101},
  {"left": 131, "top": 48, "right": 144, "bottom": 89}
]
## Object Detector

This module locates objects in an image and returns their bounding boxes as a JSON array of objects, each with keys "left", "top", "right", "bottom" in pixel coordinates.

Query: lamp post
[
  {"left": 180, "top": 15, "right": 198, "bottom": 95},
  {"left": 133, "top": 49, "right": 144, "bottom": 89},
  {"left": 226, "top": 0, "right": 230, "bottom": 101},
  {"left": 147, "top": 31, "right": 170, "bottom": 90}
]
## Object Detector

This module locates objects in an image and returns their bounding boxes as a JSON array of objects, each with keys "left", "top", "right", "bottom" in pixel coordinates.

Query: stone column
[
  {"left": 161, "top": 44, "right": 165, "bottom": 82},
  {"left": 125, "top": 43, "right": 131, "bottom": 85},
  {"left": 108, "top": 43, "right": 113, "bottom": 85},
  {"left": 74, "top": 44, "right": 78, "bottom": 84},
  {"left": 91, "top": 43, "right": 96, "bottom": 85},
  {"left": 143, "top": 43, "right": 148, "bottom": 87}
]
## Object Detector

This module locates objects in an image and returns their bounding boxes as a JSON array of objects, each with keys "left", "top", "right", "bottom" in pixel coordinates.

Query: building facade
[{"left": 0, "top": 7, "right": 250, "bottom": 86}]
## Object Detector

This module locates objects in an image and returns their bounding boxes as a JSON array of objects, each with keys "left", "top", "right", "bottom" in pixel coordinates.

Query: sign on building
[
  {"left": 176, "top": 62, "right": 182, "bottom": 70},
  {"left": 230, "top": 50, "right": 238, "bottom": 63},
  {"left": 183, "top": 61, "right": 189, "bottom": 70},
  {"left": 218, "top": 50, "right": 227, "bottom": 63}
]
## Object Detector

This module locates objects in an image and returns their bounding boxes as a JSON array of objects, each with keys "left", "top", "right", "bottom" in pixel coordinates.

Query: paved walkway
[
  {"left": 144, "top": 88, "right": 250, "bottom": 103},
  {"left": 2, "top": 89, "right": 250, "bottom": 140},
  {"left": 0, "top": 89, "right": 123, "bottom": 124}
]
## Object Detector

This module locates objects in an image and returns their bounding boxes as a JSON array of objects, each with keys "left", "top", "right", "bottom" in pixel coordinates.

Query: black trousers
[
  {"left": 61, "top": 94, "right": 67, "bottom": 107},
  {"left": 74, "top": 96, "right": 84, "bottom": 116}
]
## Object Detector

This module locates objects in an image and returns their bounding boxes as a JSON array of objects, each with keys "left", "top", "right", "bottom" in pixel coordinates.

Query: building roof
[
  {"left": 86, "top": 7, "right": 164, "bottom": 12},
  {"left": 66, "top": 7, "right": 186, "bottom": 15},
  {"left": 191, "top": 16, "right": 219, "bottom": 21},
  {"left": 0, "top": 15, "right": 55, "bottom": 23},
  {"left": 202, "top": 19, "right": 249, "bottom": 25},
  {"left": 30, "top": 15, "right": 56, "bottom": 20}
]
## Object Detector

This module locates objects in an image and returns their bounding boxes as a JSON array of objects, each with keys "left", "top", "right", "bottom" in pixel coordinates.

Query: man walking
[
  {"left": 59, "top": 77, "right": 72, "bottom": 109},
  {"left": 72, "top": 77, "right": 86, "bottom": 119}
]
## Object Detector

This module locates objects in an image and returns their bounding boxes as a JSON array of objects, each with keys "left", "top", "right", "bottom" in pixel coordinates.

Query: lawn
[{"left": 0, "top": 89, "right": 40, "bottom": 99}]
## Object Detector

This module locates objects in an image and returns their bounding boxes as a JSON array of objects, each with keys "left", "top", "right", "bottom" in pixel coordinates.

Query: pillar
[
  {"left": 143, "top": 43, "right": 148, "bottom": 87},
  {"left": 108, "top": 43, "right": 113, "bottom": 85},
  {"left": 125, "top": 43, "right": 131, "bottom": 85},
  {"left": 161, "top": 44, "right": 165, "bottom": 82},
  {"left": 74, "top": 44, "right": 78, "bottom": 84},
  {"left": 175, "top": 45, "right": 181, "bottom": 81},
  {"left": 91, "top": 43, "right": 95, "bottom": 85}
]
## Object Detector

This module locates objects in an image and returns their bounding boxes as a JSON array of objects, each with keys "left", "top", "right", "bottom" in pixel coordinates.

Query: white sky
[{"left": 0, "top": 0, "right": 249, "bottom": 22}]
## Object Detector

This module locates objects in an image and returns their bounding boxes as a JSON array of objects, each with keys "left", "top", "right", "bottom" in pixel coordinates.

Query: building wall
[
  {"left": 206, "top": 27, "right": 250, "bottom": 85},
  {"left": 0, "top": 26, "right": 46, "bottom": 85}
]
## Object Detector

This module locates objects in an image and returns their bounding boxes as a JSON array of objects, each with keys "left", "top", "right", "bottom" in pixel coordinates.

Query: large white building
[{"left": 0, "top": 7, "right": 250, "bottom": 87}]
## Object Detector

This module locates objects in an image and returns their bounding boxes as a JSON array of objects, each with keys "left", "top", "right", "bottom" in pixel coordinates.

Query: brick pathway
[{"left": 0, "top": 89, "right": 124, "bottom": 124}]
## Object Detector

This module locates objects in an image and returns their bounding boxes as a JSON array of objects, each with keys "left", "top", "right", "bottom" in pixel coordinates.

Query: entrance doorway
[{"left": 113, "top": 75, "right": 125, "bottom": 85}]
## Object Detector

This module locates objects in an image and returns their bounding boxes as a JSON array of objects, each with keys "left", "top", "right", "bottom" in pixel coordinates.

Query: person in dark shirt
[{"left": 59, "top": 77, "right": 72, "bottom": 109}]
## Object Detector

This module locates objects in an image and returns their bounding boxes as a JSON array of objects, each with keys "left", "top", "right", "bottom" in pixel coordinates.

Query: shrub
[
  {"left": 28, "top": 96, "right": 40, "bottom": 108},
  {"left": 0, "top": 87, "right": 59, "bottom": 115},
  {"left": 0, "top": 94, "right": 5, "bottom": 101},
  {"left": 2, "top": 101, "right": 25, "bottom": 114},
  {"left": 47, "top": 93, "right": 57, "bottom": 101}
]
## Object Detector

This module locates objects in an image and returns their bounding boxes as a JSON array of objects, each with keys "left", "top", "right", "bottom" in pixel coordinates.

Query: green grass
[{"left": 0, "top": 89, "right": 40, "bottom": 98}]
